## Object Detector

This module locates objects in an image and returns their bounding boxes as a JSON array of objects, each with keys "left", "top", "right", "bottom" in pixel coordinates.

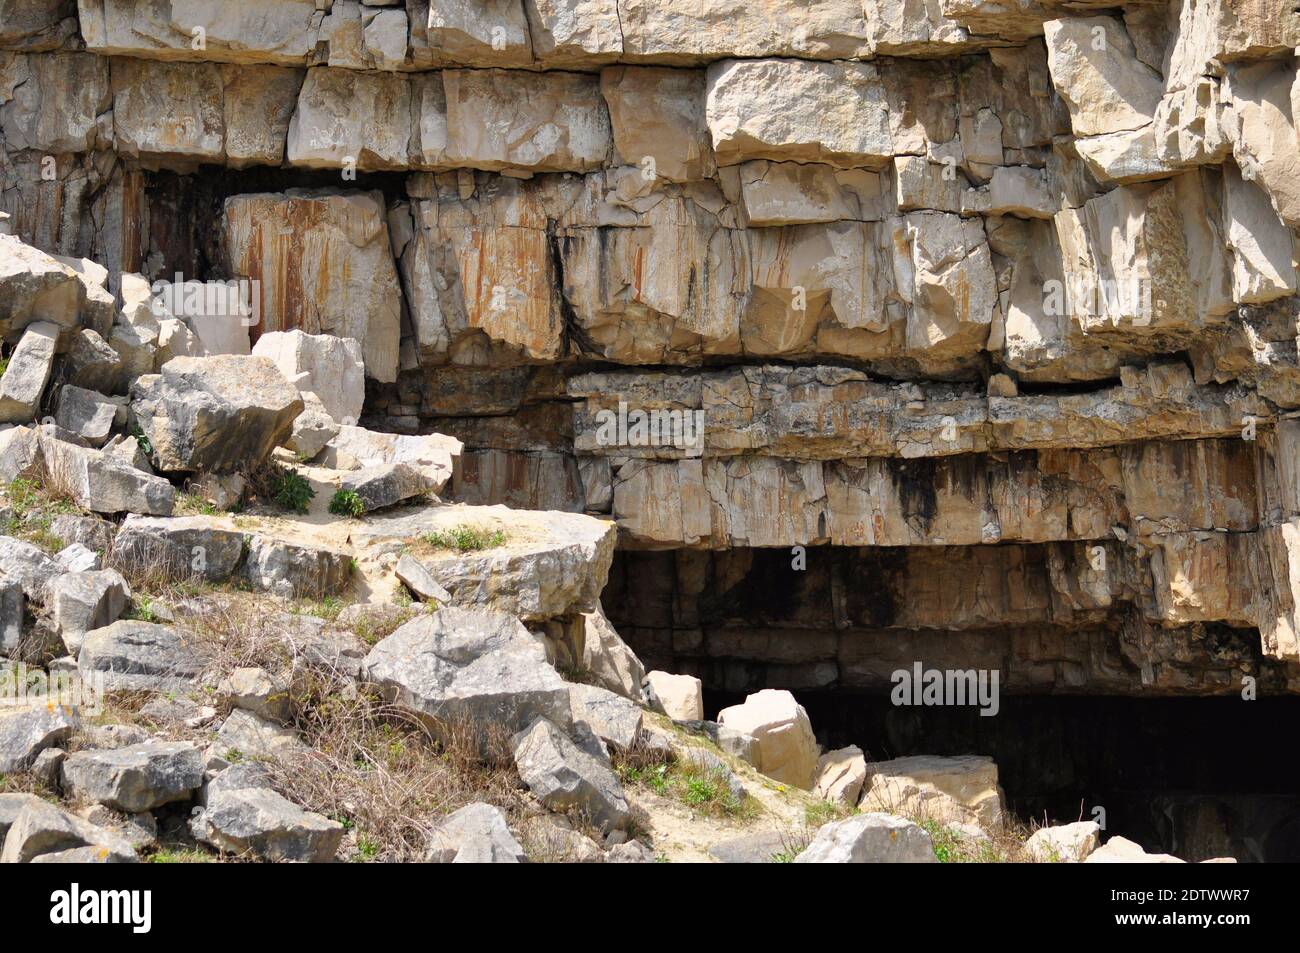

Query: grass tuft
[
  {"left": 328, "top": 489, "right": 365, "bottom": 518},
  {"left": 421, "top": 525, "right": 506, "bottom": 553},
  {"left": 245, "top": 462, "right": 315, "bottom": 514},
  {"left": 614, "top": 743, "right": 758, "bottom": 821}
]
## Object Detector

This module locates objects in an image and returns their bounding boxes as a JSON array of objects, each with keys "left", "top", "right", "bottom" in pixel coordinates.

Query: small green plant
[
  {"left": 922, "top": 820, "right": 955, "bottom": 862},
  {"left": 805, "top": 799, "right": 849, "bottom": 827},
  {"left": 683, "top": 775, "right": 722, "bottom": 807},
  {"left": 618, "top": 754, "right": 754, "bottom": 819},
  {"left": 3, "top": 478, "right": 76, "bottom": 548},
  {"left": 356, "top": 834, "right": 381, "bottom": 861},
  {"left": 129, "top": 423, "right": 153, "bottom": 458},
  {"left": 617, "top": 761, "right": 670, "bottom": 796},
  {"left": 272, "top": 467, "right": 315, "bottom": 514},
  {"left": 7, "top": 477, "right": 42, "bottom": 515},
  {"left": 178, "top": 492, "right": 220, "bottom": 516},
  {"left": 126, "top": 595, "right": 159, "bottom": 623},
  {"left": 422, "top": 525, "right": 506, "bottom": 553},
  {"left": 918, "top": 819, "right": 1005, "bottom": 863},
  {"left": 329, "top": 489, "right": 365, "bottom": 518},
  {"left": 147, "top": 848, "right": 213, "bottom": 864},
  {"left": 298, "top": 595, "right": 343, "bottom": 622}
]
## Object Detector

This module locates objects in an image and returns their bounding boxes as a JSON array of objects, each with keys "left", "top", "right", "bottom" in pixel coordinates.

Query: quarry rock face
[
  {"left": 221, "top": 190, "right": 402, "bottom": 383},
  {"left": 0, "top": 0, "right": 1296, "bottom": 869}
]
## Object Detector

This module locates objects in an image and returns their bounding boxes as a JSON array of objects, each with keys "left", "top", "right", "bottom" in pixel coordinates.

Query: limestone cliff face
[{"left": 2, "top": 0, "right": 1299, "bottom": 694}]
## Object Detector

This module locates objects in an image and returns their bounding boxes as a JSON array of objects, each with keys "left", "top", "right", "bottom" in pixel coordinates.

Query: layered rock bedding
[{"left": 0, "top": 0, "right": 1297, "bottom": 864}]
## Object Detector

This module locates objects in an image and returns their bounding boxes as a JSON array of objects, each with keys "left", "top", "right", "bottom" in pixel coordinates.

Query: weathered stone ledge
[
  {"left": 608, "top": 526, "right": 1300, "bottom": 663},
  {"left": 620, "top": 616, "right": 1289, "bottom": 697},
  {"left": 568, "top": 361, "right": 1264, "bottom": 460},
  {"left": 602, "top": 438, "right": 1273, "bottom": 550}
]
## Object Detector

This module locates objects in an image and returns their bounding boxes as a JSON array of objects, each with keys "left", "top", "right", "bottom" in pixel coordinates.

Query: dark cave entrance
[
  {"left": 602, "top": 546, "right": 1300, "bottom": 862},
  {"left": 705, "top": 690, "right": 1300, "bottom": 863}
]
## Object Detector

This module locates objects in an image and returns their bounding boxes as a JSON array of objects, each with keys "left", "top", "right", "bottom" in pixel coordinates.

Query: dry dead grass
[
  {"left": 264, "top": 671, "right": 532, "bottom": 862},
  {"left": 0, "top": 768, "right": 57, "bottom": 799},
  {"left": 106, "top": 590, "right": 540, "bottom": 862}
]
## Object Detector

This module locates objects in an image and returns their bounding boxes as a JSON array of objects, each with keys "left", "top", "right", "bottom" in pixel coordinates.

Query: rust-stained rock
[{"left": 221, "top": 189, "right": 402, "bottom": 383}]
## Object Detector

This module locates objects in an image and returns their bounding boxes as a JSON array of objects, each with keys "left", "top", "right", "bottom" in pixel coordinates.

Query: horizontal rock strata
[{"left": 1, "top": 0, "right": 1299, "bottom": 702}]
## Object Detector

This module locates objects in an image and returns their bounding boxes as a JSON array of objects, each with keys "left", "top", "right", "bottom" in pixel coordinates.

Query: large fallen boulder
[
  {"left": 0, "top": 578, "right": 23, "bottom": 656},
  {"left": 0, "top": 425, "right": 42, "bottom": 483},
  {"left": 0, "top": 235, "right": 88, "bottom": 338},
  {"left": 60, "top": 741, "right": 204, "bottom": 813},
  {"left": 63, "top": 329, "right": 123, "bottom": 394},
  {"left": 48, "top": 569, "right": 130, "bottom": 655},
  {"left": 251, "top": 330, "right": 365, "bottom": 424},
  {"left": 859, "top": 754, "right": 1006, "bottom": 831},
  {"left": 0, "top": 798, "right": 137, "bottom": 864},
  {"left": 511, "top": 717, "right": 632, "bottom": 833},
  {"left": 794, "top": 813, "right": 937, "bottom": 863},
  {"left": 54, "top": 386, "right": 118, "bottom": 446},
  {"left": 190, "top": 775, "right": 342, "bottom": 863},
  {"left": 76, "top": 620, "right": 208, "bottom": 693},
  {"left": 813, "top": 745, "right": 868, "bottom": 807},
  {"left": 50, "top": 513, "right": 116, "bottom": 553},
  {"left": 218, "top": 667, "right": 294, "bottom": 725},
  {"left": 1026, "top": 821, "right": 1102, "bottom": 863},
  {"left": 519, "top": 814, "right": 603, "bottom": 863},
  {"left": 129, "top": 355, "right": 304, "bottom": 473},
  {"left": 0, "top": 792, "right": 43, "bottom": 843},
  {"left": 38, "top": 429, "right": 176, "bottom": 516},
  {"left": 113, "top": 514, "right": 350, "bottom": 596},
  {"left": 211, "top": 708, "right": 309, "bottom": 764},
  {"left": 0, "top": 535, "right": 62, "bottom": 603},
  {"left": 355, "top": 506, "right": 615, "bottom": 623},
  {"left": 717, "top": 689, "right": 818, "bottom": 789},
  {"left": 240, "top": 534, "right": 352, "bottom": 598},
  {"left": 334, "top": 462, "right": 438, "bottom": 513},
  {"left": 0, "top": 320, "right": 58, "bottom": 423},
  {"left": 318, "top": 425, "right": 461, "bottom": 494},
  {"left": 642, "top": 670, "right": 704, "bottom": 722},
  {"left": 568, "top": 682, "right": 643, "bottom": 753},
  {"left": 362, "top": 607, "right": 574, "bottom": 739},
  {"left": 394, "top": 553, "right": 452, "bottom": 603},
  {"left": 284, "top": 393, "right": 339, "bottom": 460},
  {"left": 580, "top": 607, "right": 645, "bottom": 702},
  {"left": 0, "top": 706, "right": 77, "bottom": 773},
  {"left": 112, "top": 514, "right": 246, "bottom": 583},
  {"left": 1081, "top": 832, "right": 1185, "bottom": 863},
  {"left": 56, "top": 542, "right": 101, "bottom": 573},
  {"left": 1084, "top": 835, "right": 1186, "bottom": 864}
]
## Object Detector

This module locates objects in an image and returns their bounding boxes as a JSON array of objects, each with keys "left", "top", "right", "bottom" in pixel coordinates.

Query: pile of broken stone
[{"left": 0, "top": 224, "right": 631, "bottom": 862}]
